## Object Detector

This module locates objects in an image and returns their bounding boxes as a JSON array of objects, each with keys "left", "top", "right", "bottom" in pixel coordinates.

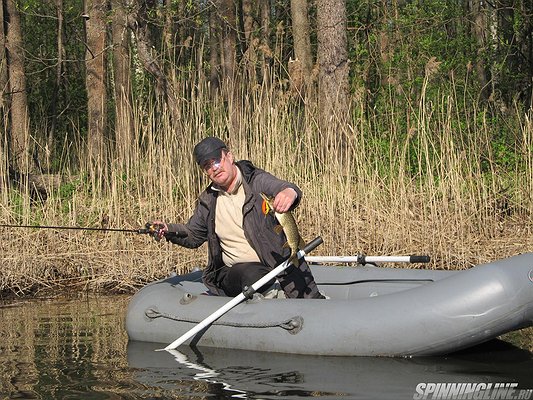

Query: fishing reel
[
  {"left": 143, "top": 222, "right": 167, "bottom": 241},
  {"left": 141, "top": 223, "right": 187, "bottom": 241}
]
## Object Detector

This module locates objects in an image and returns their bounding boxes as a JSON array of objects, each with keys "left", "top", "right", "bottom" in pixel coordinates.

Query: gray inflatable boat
[{"left": 126, "top": 253, "right": 533, "bottom": 356}]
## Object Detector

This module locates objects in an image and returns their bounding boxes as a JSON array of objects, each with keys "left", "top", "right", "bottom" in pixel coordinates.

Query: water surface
[{"left": 0, "top": 295, "right": 532, "bottom": 399}]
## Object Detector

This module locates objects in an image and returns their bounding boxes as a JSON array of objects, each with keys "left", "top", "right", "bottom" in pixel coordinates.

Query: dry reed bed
[{"left": 1, "top": 80, "right": 532, "bottom": 297}]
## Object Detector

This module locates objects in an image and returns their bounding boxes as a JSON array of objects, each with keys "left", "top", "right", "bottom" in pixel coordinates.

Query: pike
[{"left": 260, "top": 192, "right": 305, "bottom": 266}]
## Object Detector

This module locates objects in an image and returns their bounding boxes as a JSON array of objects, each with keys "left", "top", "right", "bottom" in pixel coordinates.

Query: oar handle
[
  {"left": 361, "top": 254, "right": 430, "bottom": 264},
  {"left": 409, "top": 255, "right": 430, "bottom": 263},
  {"left": 303, "top": 236, "right": 323, "bottom": 254},
  {"left": 305, "top": 254, "right": 431, "bottom": 264}
]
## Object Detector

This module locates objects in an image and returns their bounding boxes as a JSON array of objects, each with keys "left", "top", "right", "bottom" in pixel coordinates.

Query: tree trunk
[
  {"left": 214, "top": 0, "right": 240, "bottom": 135},
  {"left": 127, "top": 1, "right": 179, "bottom": 118},
  {"left": 5, "top": 0, "right": 32, "bottom": 172},
  {"left": 209, "top": 5, "right": 221, "bottom": 96},
  {"left": 259, "top": 0, "right": 272, "bottom": 80},
  {"left": 470, "top": 0, "right": 491, "bottom": 102},
  {"left": 316, "top": 0, "right": 350, "bottom": 150},
  {"left": 161, "top": 0, "right": 174, "bottom": 63},
  {"left": 84, "top": 0, "right": 107, "bottom": 167},
  {"left": 242, "top": 0, "right": 258, "bottom": 84},
  {"left": 519, "top": 0, "right": 533, "bottom": 108},
  {"left": 48, "top": 0, "right": 66, "bottom": 163},
  {"left": 289, "top": 0, "right": 313, "bottom": 95},
  {"left": 217, "top": 0, "right": 237, "bottom": 87},
  {"left": 0, "top": 0, "right": 7, "bottom": 111},
  {"left": 0, "top": 0, "right": 7, "bottom": 186},
  {"left": 111, "top": 0, "right": 133, "bottom": 166}
]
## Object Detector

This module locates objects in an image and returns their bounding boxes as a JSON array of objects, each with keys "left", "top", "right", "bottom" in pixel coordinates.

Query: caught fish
[{"left": 260, "top": 192, "right": 305, "bottom": 266}]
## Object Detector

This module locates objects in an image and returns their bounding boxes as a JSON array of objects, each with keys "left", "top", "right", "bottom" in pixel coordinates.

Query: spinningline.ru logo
[{"left": 413, "top": 382, "right": 533, "bottom": 400}]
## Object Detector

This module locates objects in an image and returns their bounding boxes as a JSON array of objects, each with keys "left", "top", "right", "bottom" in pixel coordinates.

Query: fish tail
[{"left": 289, "top": 249, "right": 301, "bottom": 266}]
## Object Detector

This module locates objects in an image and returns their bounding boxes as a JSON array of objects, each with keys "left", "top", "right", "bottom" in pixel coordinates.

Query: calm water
[{"left": 1, "top": 295, "right": 532, "bottom": 400}]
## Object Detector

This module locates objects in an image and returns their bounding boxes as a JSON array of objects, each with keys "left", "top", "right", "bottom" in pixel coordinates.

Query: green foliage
[
  {"left": 58, "top": 180, "right": 78, "bottom": 201},
  {"left": 9, "top": 0, "right": 533, "bottom": 179},
  {"left": 8, "top": 190, "right": 25, "bottom": 222}
]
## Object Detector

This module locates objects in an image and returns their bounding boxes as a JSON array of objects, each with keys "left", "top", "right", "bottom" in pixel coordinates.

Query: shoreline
[{"left": 2, "top": 222, "right": 533, "bottom": 298}]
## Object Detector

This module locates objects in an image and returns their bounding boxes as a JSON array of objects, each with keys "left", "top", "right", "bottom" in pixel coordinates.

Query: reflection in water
[
  {"left": 0, "top": 295, "right": 532, "bottom": 399},
  {"left": 0, "top": 295, "right": 131, "bottom": 399},
  {"left": 128, "top": 341, "right": 533, "bottom": 400},
  {"left": 167, "top": 349, "right": 249, "bottom": 398}
]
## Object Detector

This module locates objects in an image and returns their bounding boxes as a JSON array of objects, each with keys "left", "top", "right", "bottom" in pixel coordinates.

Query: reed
[{"left": 1, "top": 73, "right": 532, "bottom": 297}]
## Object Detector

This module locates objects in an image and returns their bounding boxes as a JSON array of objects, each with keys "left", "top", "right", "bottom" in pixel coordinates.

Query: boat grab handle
[{"left": 145, "top": 307, "right": 303, "bottom": 334}]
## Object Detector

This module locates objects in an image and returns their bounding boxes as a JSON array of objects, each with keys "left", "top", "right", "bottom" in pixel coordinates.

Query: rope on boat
[{"left": 145, "top": 307, "right": 303, "bottom": 334}]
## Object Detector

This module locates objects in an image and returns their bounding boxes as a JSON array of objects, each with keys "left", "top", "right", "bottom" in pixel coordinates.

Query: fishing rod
[
  {"left": 0, "top": 223, "right": 150, "bottom": 234},
  {"left": 0, "top": 223, "right": 187, "bottom": 240}
]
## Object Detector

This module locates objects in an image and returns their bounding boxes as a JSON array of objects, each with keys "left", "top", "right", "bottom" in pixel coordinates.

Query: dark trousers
[{"left": 218, "top": 262, "right": 275, "bottom": 297}]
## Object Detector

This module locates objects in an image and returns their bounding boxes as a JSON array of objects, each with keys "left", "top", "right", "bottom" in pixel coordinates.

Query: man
[{"left": 149, "top": 137, "right": 324, "bottom": 299}]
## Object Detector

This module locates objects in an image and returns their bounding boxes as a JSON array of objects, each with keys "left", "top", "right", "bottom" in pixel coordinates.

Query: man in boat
[{"left": 148, "top": 137, "right": 324, "bottom": 299}]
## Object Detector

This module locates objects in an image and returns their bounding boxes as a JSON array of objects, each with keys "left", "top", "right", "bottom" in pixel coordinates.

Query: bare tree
[
  {"left": 210, "top": 0, "right": 240, "bottom": 134},
  {"left": 242, "top": 0, "right": 259, "bottom": 83},
  {"left": 289, "top": 0, "right": 313, "bottom": 95},
  {"left": 259, "top": 0, "right": 272, "bottom": 80},
  {"left": 111, "top": 0, "right": 133, "bottom": 165},
  {"left": 0, "top": 0, "right": 7, "bottom": 189},
  {"left": 0, "top": 0, "right": 7, "bottom": 112},
  {"left": 519, "top": 0, "right": 533, "bottom": 107},
  {"left": 316, "top": 0, "right": 350, "bottom": 146},
  {"left": 470, "top": 0, "right": 491, "bottom": 102},
  {"left": 161, "top": 0, "right": 175, "bottom": 63},
  {"left": 47, "top": 0, "right": 67, "bottom": 160},
  {"left": 216, "top": 0, "right": 237, "bottom": 87},
  {"left": 209, "top": 3, "right": 221, "bottom": 95},
  {"left": 127, "top": 0, "right": 180, "bottom": 120},
  {"left": 84, "top": 0, "right": 108, "bottom": 166},
  {"left": 5, "top": 0, "right": 32, "bottom": 172}
]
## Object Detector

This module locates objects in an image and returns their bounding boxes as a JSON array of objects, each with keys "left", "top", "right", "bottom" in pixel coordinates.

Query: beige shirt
[{"left": 215, "top": 168, "right": 261, "bottom": 266}]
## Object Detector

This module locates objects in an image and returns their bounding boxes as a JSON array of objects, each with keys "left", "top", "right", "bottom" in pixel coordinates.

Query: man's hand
[
  {"left": 146, "top": 221, "right": 168, "bottom": 241},
  {"left": 273, "top": 188, "right": 298, "bottom": 213}
]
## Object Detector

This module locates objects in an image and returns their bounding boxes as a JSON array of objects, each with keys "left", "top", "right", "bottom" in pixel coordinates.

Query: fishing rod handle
[
  {"left": 165, "top": 231, "right": 188, "bottom": 238},
  {"left": 140, "top": 223, "right": 188, "bottom": 240}
]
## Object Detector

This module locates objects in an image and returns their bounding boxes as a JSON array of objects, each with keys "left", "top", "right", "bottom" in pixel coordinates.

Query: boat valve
[{"left": 180, "top": 292, "right": 197, "bottom": 305}]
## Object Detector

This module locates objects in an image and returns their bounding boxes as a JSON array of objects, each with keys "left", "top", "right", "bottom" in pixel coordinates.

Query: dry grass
[{"left": 1, "top": 76, "right": 532, "bottom": 297}]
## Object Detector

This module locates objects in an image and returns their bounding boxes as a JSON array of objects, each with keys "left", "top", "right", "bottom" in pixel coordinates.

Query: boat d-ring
[
  {"left": 528, "top": 269, "right": 533, "bottom": 283},
  {"left": 144, "top": 307, "right": 161, "bottom": 322}
]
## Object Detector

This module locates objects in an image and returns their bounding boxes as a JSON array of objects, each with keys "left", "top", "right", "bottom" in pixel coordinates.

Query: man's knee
[{"left": 221, "top": 262, "right": 273, "bottom": 296}]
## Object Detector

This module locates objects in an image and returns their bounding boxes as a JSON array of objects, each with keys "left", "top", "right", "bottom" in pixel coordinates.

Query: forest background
[{"left": 1, "top": 0, "right": 533, "bottom": 297}]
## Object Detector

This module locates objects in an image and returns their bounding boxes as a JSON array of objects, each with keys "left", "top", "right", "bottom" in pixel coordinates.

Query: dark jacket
[{"left": 166, "top": 160, "right": 322, "bottom": 298}]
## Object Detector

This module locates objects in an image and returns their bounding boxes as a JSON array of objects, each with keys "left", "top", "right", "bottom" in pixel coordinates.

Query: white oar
[
  {"left": 304, "top": 255, "right": 430, "bottom": 264},
  {"left": 159, "top": 236, "right": 324, "bottom": 352}
]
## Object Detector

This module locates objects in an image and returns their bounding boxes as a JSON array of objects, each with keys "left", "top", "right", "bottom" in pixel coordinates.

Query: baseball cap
[{"left": 193, "top": 137, "right": 228, "bottom": 166}]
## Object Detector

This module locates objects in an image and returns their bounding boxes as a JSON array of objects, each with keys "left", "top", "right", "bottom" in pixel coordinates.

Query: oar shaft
[
  {"left": 163, "top": 258, "right": 292, "bottom": 351},
  {"left": 162, "top": 236, "right": 323, "bottom": 351},
  {"left": 162, "top": 288, "right": 253, "bottom": 351},
  {"left": 305, "top": 255, "right": 430, "bottom": 264}
]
